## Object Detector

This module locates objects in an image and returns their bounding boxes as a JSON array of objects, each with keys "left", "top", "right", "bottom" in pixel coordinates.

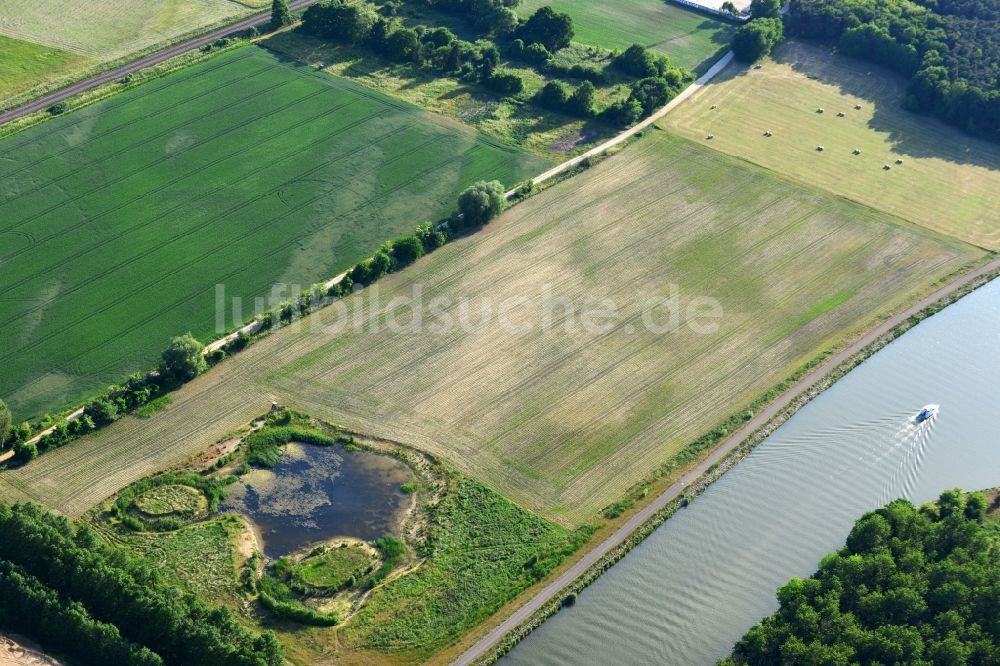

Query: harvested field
[
  {"left": 0, "top": 45, "right": 548, "bottom": 421},
  {"left": 0, "top": 0, "right": 266, "bottom": 60},
  {"left": 0, "top": 132, "right": 980, "bottom": 522},
  {"left": 665, "top": 40, "right": 1000, "bottom": 249},
  {"left": 519, "top": 0, "right": 735, "bottom": 73},
  {"left": 0, "top": 0, "right": 267, "bottom": 103}
]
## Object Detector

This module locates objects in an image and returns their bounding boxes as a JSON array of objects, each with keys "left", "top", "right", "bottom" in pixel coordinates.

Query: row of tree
[
  {"left": 785, "top": 0, "right": 1000, "bottom": 140},
  {"left": 726, "top": 489, "right": 1000, "bottom": 664},
  {"left": 0, "top": 177, "right": 505, "bottom": 468},
  {"left": 0, "top": 559, "right": 162, "bottom": 666},
  {"left": 301, "top": 1, "right": 519, "bottom": 91},
  {"left": 5, "top": 333, "right": 208, "bottom": 464},
  {"left": 298, "top": 1, "right": 690, "bottom": 124},
  {"left": 0, "top": 502, "right": 283, "bottom": 665}
]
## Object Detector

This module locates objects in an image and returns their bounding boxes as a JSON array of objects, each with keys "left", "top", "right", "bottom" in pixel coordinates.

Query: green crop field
[
  {"left": 518, "top": 0, "right": 735, "bottom": 73},
  {"left": 666, "top": 40, "right": 1000, "bottom": 250},
  {"left": 0, "top": 45, "right": 548, "bottom": 422},
  {"left": 0, "top": 132, "right": 979, "bottom": 522},
  {"left": 0, "top": 34, "right": 93, "bottom": 102}
]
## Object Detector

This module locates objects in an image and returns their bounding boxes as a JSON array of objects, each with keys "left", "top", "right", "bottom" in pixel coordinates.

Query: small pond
[{"left": 221, "top": 442, "right": 414, "bottom": 559}]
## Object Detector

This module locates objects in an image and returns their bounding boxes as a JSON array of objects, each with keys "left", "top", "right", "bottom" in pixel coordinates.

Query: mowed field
[
  {"left": 518, "top": 0, "right": 735, "bottom": 73},
  {"left": 0, "top": 45, "right": 549, "bottom": 421},
  {"left": 0, "top": 133, "right": 980, "bottom": 522},
  {"left": 0, "top": 34, "right": 94, "bottom": 102},
  {"left": 0, "top": 0, "right": 268, "bottom": 103},
  {"left": 666, "top": 40, "right": 1000, "bottom": 250}
]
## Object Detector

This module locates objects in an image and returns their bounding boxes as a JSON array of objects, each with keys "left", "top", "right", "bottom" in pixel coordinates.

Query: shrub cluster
[
  {"left": 258, "top": 590, "right": 340, "bottom": 626},
  {"left": 731, "top": 17, "right": 784, "bottom": 62},
  {"left": 369, "top": 535, "right": 406, "bottom": 586},
  {"left": 110, "top": 472, "right": 232, "bottom": 532},
  {"left": 303, "top": 1, "right": 519, "bottom": 90},
  {"left": 243, "top": 424, "right": 336, "bottom": 468},
  {"left": 10, "top": 333, "right": 209, "bottom": 465}
]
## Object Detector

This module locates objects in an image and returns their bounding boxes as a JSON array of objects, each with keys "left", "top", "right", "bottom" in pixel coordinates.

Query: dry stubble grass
[
  {"left": 665, "top": 40, "right": 1000, "bottom": 250},
  {"left": 0, "top": 132, "right": 980, "bottom": 523}
]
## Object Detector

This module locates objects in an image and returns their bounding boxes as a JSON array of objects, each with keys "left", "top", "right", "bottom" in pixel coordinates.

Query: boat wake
[{"left": 878, "top": 410, "right": 937, "bottom": 505}]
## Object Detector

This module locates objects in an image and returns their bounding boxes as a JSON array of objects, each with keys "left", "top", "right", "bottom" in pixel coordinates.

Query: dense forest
[
  {"left": 0, "top": 502, "right": 283, "bottom": 666},
  {"left": 725, "top": 489, "right": 1000, "bottom": 665},
  {"left": 785, "top": 0, "right": 1000, "bottom": 141}
]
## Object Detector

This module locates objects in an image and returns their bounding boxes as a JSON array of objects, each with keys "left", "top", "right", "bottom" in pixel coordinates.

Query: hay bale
[
  {"left": 854, "top": 104, "right": 863, "bottom": 110},
  {"left": 710, "top": 105, "right": 717, "bottom": 110},
  {"left": 816, "top": 108, "right": 825, "bottom": 113},
  {"left": 816, "top": 146, "right": 824, "bottom": 151},
  {"left": 883, "top": 164, "right": 891, "bottom": 170},
  {"left": 852, "top": 148, "right": 861, "bottom": 155},
  {"left": 836, "top": 111, "right": 845, "bottom": 117},
  {"left": 895, "top": 158, "right": 903, "bottom": 164},
  {"left": 706, "top": 134, "right": 714, "bottom": 140}
]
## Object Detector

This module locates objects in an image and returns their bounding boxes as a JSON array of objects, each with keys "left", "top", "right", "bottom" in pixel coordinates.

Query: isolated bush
[
  {"left": 546, "top": 62, "right": 606, "bottom": 84},
  {"left": 615, "top": 44, "right": 666, "bottom": 78},
  {"left": 47, "top": 102, "right": 68, "bottom": 115},
  {"left": 731, "top": 17, "right": 784, "bottom": 62},
  {"left": 13, "top": 441, "right": 38, "bottom": 463},
  {"left": 535, "top": 80, "right": 569, "bottom": 111},
  {"left": 390, "top": 235, "right": 426, "bottom": 268},
  {"left": 628, "top": 76, "right": 673, "bottom": 115},
  {"left": 566, "top": 81, "right": 596, "bottom": 117},
  {"left": 600, "top": 98, "right": 643, "bottom": 127},
  {"left": 457, "top": 180, "right": 506, "bottom": 227},
  {"left": 749, "top": 0, "right": 781, "bottom": 19},
  {"left": 386, "top": 27, "right": 421, "bottom": 61},
  {"left": 270, "top": 0, "right": 292, "bottom": 30},
  {"left": 84, "top": 399, "right": 119, "bottom": 427},
  {"left": 159, "top": 333, "right": 207, "bottom": 384},
  {"left": 517, "top": 6, "right": 574, "bottom": 52},
  {"left": 302, "top": 1, "right": 378, "bottom": 44},
  {"left": 484, "top": 71, "right": 524, "bottom": 95},
  {"left": 523, "top": 42, "right": 552, "bottom": 65}
]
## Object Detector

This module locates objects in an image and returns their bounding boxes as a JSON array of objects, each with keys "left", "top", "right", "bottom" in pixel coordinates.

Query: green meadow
[
  {"left": 0, "top": 35, "right": 93, "bottom": 103},
  {"left": 0, "top": 45, "right": 548, "bottom": 421},
  {"left": 518, "top": 0, "right": 735, "bottom": 73}
]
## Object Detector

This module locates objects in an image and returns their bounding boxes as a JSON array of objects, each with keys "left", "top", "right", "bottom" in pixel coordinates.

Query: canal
[{"left": 504, "top": 278, "right": 1000, "bottom": 665}]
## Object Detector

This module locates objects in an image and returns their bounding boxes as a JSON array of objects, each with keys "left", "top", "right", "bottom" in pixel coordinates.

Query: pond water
[
  {"left": 221, "top": 443, "right": 413, "bottom": 559},
  {"left": 504, "top": 277, "right": 1000, "bottom": 665}
]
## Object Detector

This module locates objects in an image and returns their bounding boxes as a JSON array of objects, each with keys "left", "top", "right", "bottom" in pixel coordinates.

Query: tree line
[
  {"left": 297, "top": 0, "right": 689, "bottom": 126},
  {"left": 3, "top": 333, "right": 208, "bottom": 464},
  {"left": 725, "top": 489, "right": 1000, "bottom": 664},
  {"left": 0, "top": 501, "right": 283, "bottom": 665},
  {"left": 785, "top": 0, "right": 1000, "bottom": 141}
]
